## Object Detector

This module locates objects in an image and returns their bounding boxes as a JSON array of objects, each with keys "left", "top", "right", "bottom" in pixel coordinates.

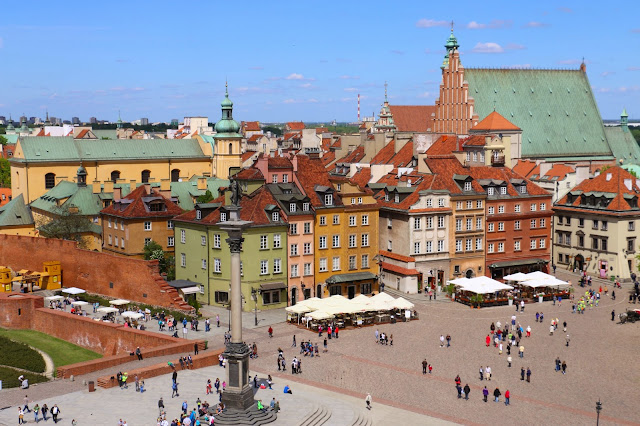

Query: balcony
[{"left": 491, "top": 155, "right": 505, "bottom": 166}]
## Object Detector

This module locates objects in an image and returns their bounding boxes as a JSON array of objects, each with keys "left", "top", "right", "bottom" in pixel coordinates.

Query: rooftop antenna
[{"left": 357, "top": 93, "right": 361, "bottom": 123}]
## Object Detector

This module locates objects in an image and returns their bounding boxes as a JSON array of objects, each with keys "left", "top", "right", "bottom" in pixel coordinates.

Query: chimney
[
  {"left": 130, "top": 179, "right": 137, "bottom": 189},
  {"left": 103, "top": 180, "right": 114, "bottom": 194},
  {"left": 113, "top": 187, "right": 122, "bottom": 202},
  {"left": 197, "top": 177, "right": 207, "bottom": 190},
  {"left": 624, "top": 178, "right": 632, "bottom": 190},
  {"left": 160, "top": 179, "right": 171, "bottom": 191},
  {"left": 291, "top": 155, "right": 298, "bottom": 172},
  {"left": 92, "top": 180, "right": 101, "bottom": 194},
  {"left": 418, "top": 153, "right": 428, "bottom": 173},
  {"left": 143, "top": 183, "right": 151, "bottom": 194}
]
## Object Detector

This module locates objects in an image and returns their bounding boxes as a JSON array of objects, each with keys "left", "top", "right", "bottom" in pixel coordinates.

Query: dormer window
[
  {"left": 500, "top": 186, "right": 507, "bottom": 195},
  {"left": 272, "top": 211, "right": 280, "bottom": 222},
  {"left": 324, "top": 194, "right": 333, "bottom": 206},
  {"left": 303, "top": 202, "right": 310, "bottom": 211},
  {"left": 385, "top": 193, "right": 389, "bottom": 202},
  {"left": 336, "top": 184, "right": 342, "bottom": 191},
  {"left": 220, "top": 212, "right": 227, "bottom": 222},
  {"left": 394, "top": 193, "right": 400, "bottom": 203},
  {"left": 519, "top": 185, "right": 527, "bottom": 194},
  {"left": 464, "top": 181, "right": 472, "bottom": 192},
  {"left": 488, "top": 187, "right": 495, "bottom": 196},
  {"left": 290, "top": 203, "right": 297, "bottom": 213},
  {"left": 196, "top": 210, "right": 202, "bottom": 220}
]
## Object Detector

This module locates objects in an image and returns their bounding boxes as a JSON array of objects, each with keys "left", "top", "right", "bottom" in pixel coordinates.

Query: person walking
[
  {"left": 446, "top": 334, "right": 451, "bottom": 347},
  {"left": 486, "top": 334, "right": 491, "bottom": 347},
  {"left": 493, "top": 387, "right": 501, "bottom": 403},
  {"left": 365, "top": 393, "right": 372, "bottom": 410},
  {"left": 485, "top": 366, "right": 491, "bottom": 381},
  {"left": 205, "top": 318, "right": 210, "bottom": 332},
  {"left": 479, "top": 366, "right": 484, "bottom": 381},
  {"left": 41, "top": 404, "right": 48, "bottom": 421},
  {"left": 526, "top": 367, "right": 531, "bottom": 383},
  {"left": 33, "top": 403, "right": 40, "bottom": 423},
  {"left": 456, "top": 384, "right": 462, "bottom": 399},
  {"left": 158, "top": 397, "right": 165, "bottom": 415},
  {"left": 268, "top": 326, "right": 273, "bottom": 338},
  {"left": 555, "top": 357, "right": 561, "bottom": 372},
  {"left": 505, "top": 389, "right": 510, "bottom": 406},
  {"left": 172, "top": 381, "right": 179, "bottom": 398},
  {"left": 519, "top": 345, "right": 525, "bottom": 358},
  {"left": 422, "top": 359, "right": 428, "bottom": 375},
  {"left": 292, "top": 335, "right": 296, "bottom": 347},
  {"left": 482, "top": 386, "right": 489, "bottom": 402},
  {"left": 18, "top": 408, "right": 24, "bottom": 425},
  {"left": 22, "top": 396, "right": 31, "bottom": 413},
  {"left": 520, "top": 367, "right": 525, "bottom": 381},
  {"left": 507, "top": 355, "right": 512, "bottom": 368},
  {"left": 51, "top": 404, "right": 60, "bottom": 424},
  {"left": 216, "top": 314, "right": 220, "bottom": 327},
  {"left": 562, "top": 361, "right": 567, "bottom": 375},
  {"left": 566, "top": 334, "right": 570, "bottom": 347},
  {"left": 612, "top": 310, "right": 616, "bottom": 321},
  {"left": 463, "top": 384, "right": 470, "bottom": 401},
  {"left": 440, "top": 334, "right": 445, "bottom": 348}
]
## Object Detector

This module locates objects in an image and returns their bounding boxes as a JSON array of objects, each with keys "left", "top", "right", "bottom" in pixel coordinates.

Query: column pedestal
[{"left": 220, "top": 342, "right": 254, "bottom": 410}]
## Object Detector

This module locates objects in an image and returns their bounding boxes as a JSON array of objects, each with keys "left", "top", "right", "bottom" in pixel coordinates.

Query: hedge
[
  {"left": 0, "top": 366, "right": 49, "bottom": 388},
  {"left": 0, "top": 336, "right": 46, "bottom": 373}
]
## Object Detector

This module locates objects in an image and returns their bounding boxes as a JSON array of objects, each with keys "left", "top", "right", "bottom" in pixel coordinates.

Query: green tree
[
  {"left": 196, "top": 190, "right": 214, "bottom": 204},
  {"left": 0, "top": 135, "right": 7, "bottom": 145},
  {"left": 37, "top": 206, "right": 94, "bottom": 249},
  {"left": 0, "top": 158, "right": 10, "bottom": 187},
  {"left": 262, "top": 126, "right": 282, "bottom": 137},
  {"left": 143, "top": 240, "right": 175, "bottom": 281}
]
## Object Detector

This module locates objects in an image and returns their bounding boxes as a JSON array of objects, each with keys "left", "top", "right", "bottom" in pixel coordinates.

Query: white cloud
[
  {"left": 340, "top": 75, "right": 360, "bottom": 80},
  {"left": 601, "top": 71, "right": 615, "bottom": 77},
  {"left": 631, "top": 28, "right": 640, "bottom": 33},
  {"left": 467, "top": 20, "right": 512, "bottom": 29},
  {"left": 132, "top": 87, "right": 145, "bottom": 91},
  {"left": 283, "top": 99, "right": 298, "bottom": 104},
  {"left": 557, "top": 7, "right": 573, "bottom": 13},
  {"left": 471, "top": 42, "right": 504, "bottom": 53},
  {"left": 391, "top": 50, "right": 404, "bottom": 55},
  {"left": 416, "top": 19, "right": 449, "bottom": 28},
  {"left": 344, "top": 88, "right": 358, "bottom": 92},
  {"left": 524, "top": 21, "right": 550, "bottom": 28},
  {"left": 557, "top": 59, "right": 590, "bottom": 65},
  {"left": 299, "top": 83, "right": 313, "bottom": 88},
  {"left": 307, "top": 98, "right": 319, "bottom": 103},
  {"left": 506, "top": 43, "right": 526, "bottom": 50},
  {"left": 285, "top": 73, "right": 304, "bottom": 80},
  {"left": 628, "top": 67, "right": 640, "bottom": 71},
  {"left": 417, "top": 92, "right": 433, "bottom": 98},
  {"left": 249, "top": 66, "right": 264, "bottom": 70}
]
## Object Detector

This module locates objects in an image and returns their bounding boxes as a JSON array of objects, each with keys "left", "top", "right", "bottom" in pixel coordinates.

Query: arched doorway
[
  {"left": 465, "top": 269, "right": 475, "bottom": 278},
  {"left": 111, "top": 170, "right": 121, "bottom": 183},
  {"left": 141, "top": 170, "right": 151, "bottom": 183},
  {"left": 291, "top": 287, "right": 297, "bottom": 306},
  {"left": 574, "top": 254, "right": 584, "bottom": 272},
  {"left": 171, "top": 169, "right": 180, "bottom": 182},
  {"left": 316, "top": 284, "right": 322, "bottom": 299}
]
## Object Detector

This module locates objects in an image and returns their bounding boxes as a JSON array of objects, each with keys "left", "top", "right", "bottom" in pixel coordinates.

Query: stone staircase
[
  {"left": 298, "top": 404, "right": 331, "bottom": 426},
  {"left": 212, "top": 406, "right": 277, "bottom": 425},
  {"left": 349, "top": 410, "right": 373, "bottom": 426}
]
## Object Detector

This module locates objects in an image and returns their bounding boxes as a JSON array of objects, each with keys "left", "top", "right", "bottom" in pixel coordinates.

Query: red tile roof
[
  {"left": 316, "top": 127, "right": 328, "bottom": 134},
  {"left": 513, "top": 160, "right": 538, "bottom": 178},
  {"left": 336, "top": 146, "right": 365, "bottom": 164},
  {"left": 351, "top": 167, "right": 372, "bottom": 188},
  {"left": 234, "top": 168, "right": 265, "bottom": 180},
  {"left": 375, "top": 172, "right": 440, "bottom": 209},
  {"left": 283, "top": 132, "right": 301, "bottom": 141},
  {"left": 423, "top": 156, "right": 484, "bottom": 194},
  {"left": 388, "top": 105, "right": 437, "bottom": 132},
  {"left": 247, "top": 134, "right": 262, "bottom": 143},
  {"left": 467, "top": 165, "right": 550, "bottom": 197},
  {"left": 242, "top": 121, "right": 261, "bottom": 132},
  {"left": 370, "top": 140, "right": 395, "bottom": 165},
  {"left": 321, "top": 151, "right": 336, "bottom": 166},
  {"left": 75, "top": 129, "right": 90, "bottom": 139},
  {"left": 267, "top": 157, "right": 293, "bottom": 169},
  {"left": 242, "top": 151, "right": 257, "bottom": 162},
  {"left": 556, "top": 166, "right": 640, "bottom": 212},
  {"left": 36, "top": 129, "right": 45, "bottom": 137},
  {"left": 101, "top": 185, "right": 183, "bottom": 218},
  {"left": 471, "top": 111, "right": 521, "bottom": 132},
  {"left": 542, "top": 164, "right": 575, "bottom": 181},
  {"left": 286, "top": 122, "right": 305, "bottom": 131},
  {"left": 381, "top": 261, "right": 420, "bottom": 276},
  {"left": 379, "top": 250, "right": 415, "bottom": 263},
  {"left": 462, "top": 135, "right": 487, "bottom": 147},
  {"left": 0, "top": 188, "right": 11, "bottom": 207},
  {"left": 295, "top": 155, "right": 343, "bottom": 208},
  {"left": 321, "top": 138, "right": 332, "bottom": 151},
  {"left": 388, "top": 141, "right": 414, "bottom": 167},
  {"left": 330, "top": 138, "right": 342, "bottom": 149},
  {"left": 425, "top": 135, "right": 460, "bottom": 156}
]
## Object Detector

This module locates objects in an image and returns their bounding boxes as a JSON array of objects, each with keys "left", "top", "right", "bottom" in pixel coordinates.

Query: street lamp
[
  {"left": 596, "top": 399, "right": 602, "bottom": 425},
  {"left": 251, "top": 287, "right": 260, "bottom": 326}
]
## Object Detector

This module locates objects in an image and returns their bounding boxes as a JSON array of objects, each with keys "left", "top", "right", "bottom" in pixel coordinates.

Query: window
[
  {"left": 361, "top": 215, "right": 369, "bottom": 226},
  {"left": 388, "top": 240, "right": 392, "bottom": 251},
  {"left": 488, "top": 187, "right": 495, "bottom": 196},
  {"left": 304, "top": 222, "right": 311, "bottom": 234},
  {"left": 414, "top": 217, "right": 422, "bottom": 230},
  {"left": 466, "top": 218, "right": 472, "bottom": 230},
  {"left": 465, "top": 239, "right": 472, "bottom": 251},
  {"left": 45, "top": 173, "right": 56, "bottom": 189},
  {"left": 303, "top": 242, "right": 312, "bottom": 254},
  {"left": 456, "top": 219, "right": 462, "bottom": 231},
  {"left": 260, "top": 260, "right": 268, "bottom": 275},
  {"left": 349, "top": 255, "right": 357, "bottom": 270},
  {"left": 141, "top": 170, "right": 151, "bottom": 183},
  {"left": 539, "top": 238, "right": 546, "bottom": 249},
  {"left": 438, "top": 198, "right": 445, "bottom": 207},
  {"left": 262, "top": 290, "right": 280, "bottom": 305},
  {"left": 601, "top": 221, "right": 608, "bottom": 231},
  {"left": 438, "top": 216, "right": 445, "bottom": 228},
  {"left": 361, "top": 254, "right": 369, "bottom": 268},
  {"left": 361, "top": 234, "right": 369, "bottom": 247},
  {"left": 349, "top": 234, "right": 356, "bottom": 248},
  {"left": 108, "top": 234, "right": 112, "bottom": 245},
  {"left": 319, "top": 236, "right": 327, "bottom": 249},
  {"left": 144, "top": 221, "right": 152, "bottom": 231},
  {"left": 387, "top": 217, "right": 393, "bottom": 228},
  {"left": 530, "top": 239, "right": 537, "bottom": 249},
  {"left": 425, "top": 240, "right": 433, "bottom": 253},
  {"left": 519, "top": 185, "right": 527, "bottom": 194},
  {"left": 333, "top": 215, "right": 339, "bottom": 225},
  {"left": 476, "top": 238, "right": 482, "bottom": 250},
  {"left": 108, "top": 218, "right": 112, "bottom": 228},
  {"left": 349, "top": 215, "right": 356, "bottom": 226},
  {"left": 272, "top": 174, "right": 278, "bottom": 183},
  {"left": 601, "top": 239, "right": 608, "bottom": 251},
  {"left": 466, "top": 201, "right": 473, "bottom": 209},
  {"left": 497, "top": 222, "right": 504, "bottom": 231},
  {"left": 273, "top": 234, "right": 281, "bottom": 248},
  {"left": 180, "top": 253, "right": 186, "bottom": 267},
  {"left": 464, "top": 181, "right": 472, "bottom": 191},
  {"left": 498, "top": 242, "right": 504, "bottom": 252},
  {"left": 457, "top": 201, "right": 463, "bottom": 209},
  {"left": 456, "top": 239, "right": 462, "bottom": 252},
  {"left": 290, "top": 203, "right": 297, "bottom": 213},
  {"left": 319, "top": 258, "right": 328, "bottom": 272},
  {"left": 180, "top": 229, "right": 186, "bottom": 243},
  {"left": 110, "top": 170, "right": 120, "bottom": 183},
  {"left": 324, "top": 194, "right": 333, "bottom": 206},
  {"left": 290, "top": 223, "right": 298, "bottom": 235},
  {"left": 120, "top": 221, "right": 124, "bottom": 230},
  {"left": 213, "top": 234, "right": 220, "bottom": 248},
  {"left": 290, "top": 263, "right": 298, "bottom": 277},
  {"left": 272, "top": 211, "right": 280, "bottom": 222},
  {"left": 530, "top": 203, "right": 537, "bottom": 211},
  {"left": 394, "top": 193, "right": 400, "bottom": 203},
  {"left": 514, "top": 204, "right": 521, "bottom": 213},
  {"left": 220, "top": 212, "right": 227, "bottom": 222},
  {"left": 290, "top": 244, "right": 299, "bottom": 256},
  {"left": 454, "top": 265, "right": 460, "bottom": 274},
  {"left": 514, "top": 240, "right": 521, "bottom": 251},
  {"left": 488, "top": 223, "right": 495, "bottom": 232},
  {"left": 540, "top": 203, "right": 546, "bottom": 211},
  {"left": 437, "top": 240, "right": 444, "bottom": 252},
  {"left": 167, "top": 236, "right": 174, "bottom": 247},
  {"left": 303, "top": 202, "right": 310, "bottom": 211},
  {"left": 530, "top": 219, "right": 537, "bottom": 229},
  {"left": 332, "top": 257, "right": 341, "bottom": 271},
  {"left": 201, "top": 258, "right": 207, "bottom": 270},
  {"left": 592, "top": 219, "right": 599, "bottom": 229},
  {"left": 385, "top": 193, "right": 389, "bottom": 202},
  {"left": 498, "top": 205, "right": 504, "bottom": 214},
  {"left": 319, "top": 216, "right": 326, "bottom": 226},
  {"left": 565, "top": 216, "right": 571, "bottom": 225},
  {"left": 540, "top": 218, "right": 546, "bottom": 228},
  {"left": 488, "top": 207, "right": 495, "bottom": 215},
  {"left": 240, "top": 261, "right": 243, "bottom": 276},
  {"left": 476, "top": 200, "right": 482, "bottom": 209},
  {"left": 196, "top": 210, "right": 202, "bottom": 220},
  {"left": 304, "top": 263, "right": 312, "bottom": 276},
  {"left": 283, "top": 174, "right": 289, "bottom": 183},
  {"left": 260, "top": 235, "right": 268, "bottom": 249},
  {"left": 332, "top": 235, "right": 340, "bottom": 248},
  {"left": 578, "top": 235, "right": 584, "bottom": 247},
  {"left": 351, "top": 198, "right": 355, "bottom": 204},
  {"left": 200, "top": 235, "right": 206, "bottom": 246},
  {"left": 514, "top": 220, "right": 521, "bottom": 230},
  {"left": 336, "top": 184, "right": 342, "bottom": 191},
  {"left": 488, "top": 243, "right": 494, "bottom": 253},
  {"left": 414, "top": 242, "right": 420, "bottom": 254},
  {"left": 274, "top": 258, "right": 282, "bottom": 274},
  {"left": 167, "top": 220, "right": 173, "bottom": 229},
  {"left": 500, "top": 186, "right": 507, "bottom": 195},
  {"left": 358, "top": 197, "right": 363, "bottom": 204},
  {"left": 426, "top": 217, "right": 434, "bottom": 229},
  {"left": 628, "top": 238, "right": 636, "bottom": 253}
]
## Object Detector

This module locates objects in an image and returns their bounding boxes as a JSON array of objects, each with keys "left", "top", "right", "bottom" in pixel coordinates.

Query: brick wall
[
  {"left": 0, "top": 235, "right": 191, "bottom": 310},
  {"left": 0, "top": 293, "right": 43, "bottom": 329}
]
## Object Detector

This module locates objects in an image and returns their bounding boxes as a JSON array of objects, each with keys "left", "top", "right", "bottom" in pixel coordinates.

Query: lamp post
[
  {"left": 596, "top": 399, "right": 602, "bottom": 425},
  {"left": 251, "top": 287, "right": 259, "bottom": 326}
]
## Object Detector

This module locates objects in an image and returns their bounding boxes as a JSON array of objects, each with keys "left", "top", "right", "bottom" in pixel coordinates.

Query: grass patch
[
  {"left": 0, "top": 366, "right": 48, "bottom": 388},
  {"left": 0, "top": 336, "right": 45, "bottom": 373},
  {"left": 0, "top": 329, "right": 101, "bottom": 370}
]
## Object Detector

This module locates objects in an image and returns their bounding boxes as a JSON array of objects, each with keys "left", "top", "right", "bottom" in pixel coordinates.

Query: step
[
  {"left": 299, "top": 404, "right": 331, "bottom": 426},
  {"left": 212, "top": 405, "right": 277, "bottom": 426}
]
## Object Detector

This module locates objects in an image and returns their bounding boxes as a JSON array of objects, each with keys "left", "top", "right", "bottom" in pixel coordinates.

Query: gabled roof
[
  {"left": 242, "top": 151, "right": 257, "bottom": 162},
  {"left": 321, "top": 151, "right": 335, "bottom": 166},
  {"left": 295, "top": 155, "right": 343, "bottom": 208},
  {"left": 462, "top": 135, "right": 487, "bottom": 147},
  {"left": 335, "top": 146, "right": 365, "bottom": 164},
  {"left": 286, "top": 122, "right": 305, "bottom": 131},
  {"left": 234, "top": 168, "right": 265, "bottom": 181},
  {"left": 283, "top": 132, "right": 301, "bottom": 141},
  {"left": 425, "top": 135, "right": 459, "bottom": 156},
  {"left": 467, "top": 166, "right": 549, "bottom": 197},
  {"left": 388, "top": 105, "right": 437, "bottom": 132},
  {"left": 370, "top": 140, "right": 396, "bottom": 165},
  {"left": 266, "top": 156, "right": 293, "bottom": 169},
  {"left": 101, "top": 185, "right": 183, "bottom": 218},
  {"left": 242, "top": 121, "right": 261, "bottom": 132},
  {"left": 247, "top": 134, "right": 262, "bottom": 143},
  {"left": 424, "top": 156, "right": 484, "bottom": 194},
  {"left": 375, "top": 172, "right": 440, "bottom": 210},
  {"left": 30, "top": 181, "right": 104, "bottom": 216},
  {"left": 470, "top": 110, "right": 520, "bottom": 132},
  {"left": 316, "top": 127, "right": 328, "bottom": 134},
  {"left": 351, "top": 167, "right": 372, "bottom": 188},
  {"left": 513, "top": 160, "right": 537, "bottom": 178},
  {"left": 388, "top": 141, "right": 414, "bottom": 167},
  {"left": 0, "top": 194, "right": 34, "bottom": 227}
]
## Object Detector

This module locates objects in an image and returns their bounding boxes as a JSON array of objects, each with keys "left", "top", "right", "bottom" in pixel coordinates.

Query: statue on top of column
[{"left": 230, "top": 178, "right": 242, "bottom": 207}]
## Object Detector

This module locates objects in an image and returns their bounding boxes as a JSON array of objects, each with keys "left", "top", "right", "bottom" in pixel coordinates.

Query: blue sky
[{"left": 1, "top": 0, "right": 638, "bottom": 123}]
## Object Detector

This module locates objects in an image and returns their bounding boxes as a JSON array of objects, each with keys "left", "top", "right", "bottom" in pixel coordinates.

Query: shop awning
[
  {"left": 180, "top": 286, "right": 201, "bottom": 295},
  {"left": 489, "top": 258, "right": 548, "bottom": 269},
  {"left": 168, "top": 279, "right": 200, "bottom": 289},
  {"left": 260, "top": 282, "right": 287, "bottom": 291},
  {"left": 326, "top": 272, "right": 377, "bottom": 284}
]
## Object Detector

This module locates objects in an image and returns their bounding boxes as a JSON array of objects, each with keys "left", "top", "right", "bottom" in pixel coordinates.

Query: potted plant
[
  {"left": 537, "top": 292, "right": 544, "bottom": 303},
  {"left": 508, "top": 294, "right": 514, "bottom": 306}
]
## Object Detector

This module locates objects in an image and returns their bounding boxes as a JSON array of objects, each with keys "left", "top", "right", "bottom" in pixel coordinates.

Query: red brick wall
[
  {"left": 0, "top": 235, "right": 191, "bottom": 310},
  {"left": 0, "top": 293, "right": 43, "bottom": 329}
]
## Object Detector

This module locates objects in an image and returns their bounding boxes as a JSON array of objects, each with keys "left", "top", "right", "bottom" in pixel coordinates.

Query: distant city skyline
[{"left": 1, "top": 0, "right": 638, "bottom": 122}]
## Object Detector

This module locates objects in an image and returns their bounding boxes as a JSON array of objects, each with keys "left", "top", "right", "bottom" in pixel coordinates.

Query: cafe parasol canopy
[
  {"left": 109, "top": 299, "right": 130, "bottom": 306},
  {"left": 97, "top": 306, "right": 120, "bottom": 314},
  {"left": 449, "top": 276, "right": 513, "bottom": 294},
  {"left": 121, "top": 311, "right": 144, "bottom": 320},
  {"left": 61, "top": 287, "right": 85, "bottom": 295}
]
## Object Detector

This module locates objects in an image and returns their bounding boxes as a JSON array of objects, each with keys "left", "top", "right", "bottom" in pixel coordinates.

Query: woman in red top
[
  {"left": 486, "top": 334, "right": 491, "bottom": 347},
  {"left": 504, "top": 389, "right": 510, "bottom": 405}
]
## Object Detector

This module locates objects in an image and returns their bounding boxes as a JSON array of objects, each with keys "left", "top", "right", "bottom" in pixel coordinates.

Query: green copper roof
[
  {"left": 621, "top": 108, "right": 628, "bottom": 117},
  {"left": 0, "top": 194, "right": 34, "bottom": 227},
  {"left": 465, "top": 68, "right": 611, "bottom": 159},
  {"left": 92, "top": 129, "right": 118, "bottom": 140},
  {"left": 13, "top": 137, "right": 208, "bottom": 162},
  {"left": 214, "top": 86, "right": 241, "bottom": 139},
  {"left": 445, "top": 30, "right": 459, "bottom": 51},
  {"left": 604, "top": 126, "right": 640, "bottom": 164},
  {"left": 169, "top": 176, "right": 229, "bottom": 210},
  {"left": 30, "top": 181, "right": 104, "bottom": 216}
]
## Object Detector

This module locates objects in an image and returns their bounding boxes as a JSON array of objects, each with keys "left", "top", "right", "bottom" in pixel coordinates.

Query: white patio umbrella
[
  {"left": 61, "top": 287, "right": 85, "bottom": 295},
  {"left": 285, "top": 304, "right": 314, "bottom": 314},
  {"left": 121, "top": 311, "right": 144, "bottom": 320},
  {"left": 351, "top": 294, "right": 371, "bottom": 303},
  {"left": 45, "top": 295, "right": 65, "bottom": 301},
  {"left": 97, "top": 306, "right": 120, "bottom": 314},
  {"left": 503, "top": 272, "right": 528, "bottom": 281},
  {"left": 307, "top": 310, "right": 334, "bottom": 320},
  {"left": 390, "top": 297, "right": 415, "bottom": 310},
  {"left": 70, "top": 300, "right": 89, "bottom": 306},
  {"left": 109, "top": 299, "right": 130, "bottom": 306},
  {"left": 370, "top": 292, "right": 395, "bottom": 303},
  {"left": 365, "top": 298, "right": 393, "bottom": 311}
]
